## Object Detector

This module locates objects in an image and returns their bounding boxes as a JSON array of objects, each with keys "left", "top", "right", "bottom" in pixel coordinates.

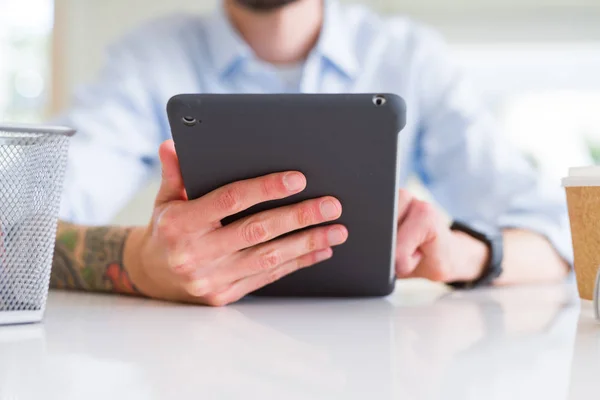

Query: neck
[{"left": 225, "top": 0, "right": 324, "bottom": 65}]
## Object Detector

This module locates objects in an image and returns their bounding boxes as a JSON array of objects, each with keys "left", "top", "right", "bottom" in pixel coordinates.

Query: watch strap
[{"left": 447, "top": 221, "right": 504, "bottom": 289}]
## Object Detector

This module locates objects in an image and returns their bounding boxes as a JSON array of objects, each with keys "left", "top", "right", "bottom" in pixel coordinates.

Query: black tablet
[{"left": 167, "top": 94, "right": 406, "bottom": 297}]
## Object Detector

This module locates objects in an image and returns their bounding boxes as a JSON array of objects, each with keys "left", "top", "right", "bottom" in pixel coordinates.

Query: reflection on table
[{"left": 0, "top": 280, "right": 592, "bottom": 400}]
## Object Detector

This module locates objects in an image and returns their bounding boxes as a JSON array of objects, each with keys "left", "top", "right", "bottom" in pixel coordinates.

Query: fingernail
[
  {"left": 283, "top": 173, "right": 305, "bottom": 192},
  {"left": 327, "top": 227, "right": 346, "bottom": 245},
  {"left": 315, "top": 248, "right": 333, "bottom": 262},
  {"left": 320, "top": 199, "right": 341, "bottom": 219}
]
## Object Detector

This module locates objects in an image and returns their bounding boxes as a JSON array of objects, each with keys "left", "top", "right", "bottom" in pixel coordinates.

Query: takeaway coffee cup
[{"left": 563, "top": 166, "right": 600, "bottom": 319}]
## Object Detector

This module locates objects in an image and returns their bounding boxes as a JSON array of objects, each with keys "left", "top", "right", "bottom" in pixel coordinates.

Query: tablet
[{"left": 167, "top": 93, "right": 406, "bottom": 297}]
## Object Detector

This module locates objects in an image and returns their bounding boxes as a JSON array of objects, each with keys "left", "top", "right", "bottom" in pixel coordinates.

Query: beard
[{"left": 233, "top": 0, "right": 301, "bottom": 11}]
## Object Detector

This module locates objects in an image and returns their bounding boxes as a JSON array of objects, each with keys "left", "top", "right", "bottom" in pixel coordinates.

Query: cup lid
[{"left": 562, "top": 166, "right": 600, "bottom": 187}]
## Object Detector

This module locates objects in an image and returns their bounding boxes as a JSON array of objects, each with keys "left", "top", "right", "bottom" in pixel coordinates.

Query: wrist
[
  {"left": 449, "top": 230, "right": 490, "bottom": 282},
  {"left": 123, "top": 226, "right": 151, "bottom": 297}
]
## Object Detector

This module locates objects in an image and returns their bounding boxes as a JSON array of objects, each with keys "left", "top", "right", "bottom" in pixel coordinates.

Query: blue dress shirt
[{"left": 54, "top": 0, "right": 573, "bottom": 263}]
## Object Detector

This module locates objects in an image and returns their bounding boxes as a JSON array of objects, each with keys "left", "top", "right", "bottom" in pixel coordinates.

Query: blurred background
[{"left": 1, "top": 0, "right": 599, "bottom": 224}]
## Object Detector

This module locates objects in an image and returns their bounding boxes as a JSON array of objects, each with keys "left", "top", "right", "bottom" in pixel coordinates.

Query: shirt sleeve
[
  {"left": 53, "top": 34, "right": 163, "bottom": 225},
  {"left": 411, "top": 26, "right": 574, "bottom": 264}
]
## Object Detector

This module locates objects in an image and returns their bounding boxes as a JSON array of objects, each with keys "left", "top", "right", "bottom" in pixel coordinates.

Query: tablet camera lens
[
  {"left": 182, "top": 116, "right": 197, "bottom": 126},
  {"left": 373, "top": 95, "right": 386, "bottom": 106}
]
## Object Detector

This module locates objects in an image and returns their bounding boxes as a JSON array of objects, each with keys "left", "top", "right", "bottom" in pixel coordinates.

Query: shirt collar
[
  {"left": 315, "top": 0, "right": 359, "bottom": 79},
  {"left": 205, "top": 0, "right": 359, "bottom": 80},
  {"left": 205, "top": 3, "right": 252, "bottom": 78}
]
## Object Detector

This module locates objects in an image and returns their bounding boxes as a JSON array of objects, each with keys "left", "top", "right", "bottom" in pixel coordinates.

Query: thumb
[{"left": 155, "top": 139, "right": 187, "bottom": 207}]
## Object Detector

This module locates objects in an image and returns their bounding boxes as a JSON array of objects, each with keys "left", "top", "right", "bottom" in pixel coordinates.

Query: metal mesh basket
[{"left": 0, "top": 124, "right": 74, "bottom": 325}]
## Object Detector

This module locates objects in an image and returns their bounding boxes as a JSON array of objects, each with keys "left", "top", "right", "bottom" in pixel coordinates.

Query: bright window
[
  {"left": 0, "top": 0, "right": 53, "bottom": 123},
  {"left": 455, "top": 43, "right": 600, "bottom": 179}
]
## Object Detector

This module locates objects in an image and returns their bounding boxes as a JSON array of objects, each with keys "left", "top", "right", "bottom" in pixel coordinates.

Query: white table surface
[{"left": 0, "top": 280, "right": 598, "bottom": 400}]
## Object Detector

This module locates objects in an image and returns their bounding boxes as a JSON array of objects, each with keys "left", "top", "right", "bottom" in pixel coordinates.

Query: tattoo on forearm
[{"left": 50, "top": 222, "right": 139, "bottom": 295}]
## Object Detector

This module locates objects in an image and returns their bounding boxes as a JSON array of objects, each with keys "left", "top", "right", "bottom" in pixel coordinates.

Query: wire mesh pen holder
[{"left": 0, "top": 124, "right": 74, "bottom": 325}]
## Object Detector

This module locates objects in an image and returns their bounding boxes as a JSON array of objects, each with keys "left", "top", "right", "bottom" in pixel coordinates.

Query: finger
[
  {"left": 168, "top": 196, "right": 342, "bottom": 275},
  {"left": 404, "top": 241, "right": 446, "bottom": 281},
  {"left": 396, "top": 249, "right": 423, "bottom": 278},
  {"left": 198, "top": 196, "right": 342, "bottom": 259},
  {"left": 160, "top": 171, "right": 307, "bottom": 234},
  {"left": 155, "top": 140, "right": 187, "bottom": 206},
  {"left": 186, "top": 225, "right": 347, "bottom": 294},
  {"left": 395, "top": 200, "right": 437, "bottom": 277},
  {"left": 396, "top": 189, "right": 413, "bottom": 226},
  {"left": 405, "top": 250, "right": 424, "bottom": 277},
  {"left": 203, "top": 248, "right": 334, "bottom": 306}
]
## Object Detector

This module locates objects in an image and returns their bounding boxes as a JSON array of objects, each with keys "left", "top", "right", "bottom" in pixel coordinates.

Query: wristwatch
[{"left": 447, "top": 221, "right": 504, "bottom": 289}]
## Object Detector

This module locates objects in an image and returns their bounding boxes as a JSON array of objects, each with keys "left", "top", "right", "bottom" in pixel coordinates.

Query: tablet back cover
[{"left": 168, "top": 94, "right": 406, "bottom": 297}]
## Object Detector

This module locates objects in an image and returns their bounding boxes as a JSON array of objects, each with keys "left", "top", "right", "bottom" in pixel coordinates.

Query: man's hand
[
  {"left": 124, "top": 140, "right": 348, "bottom": 306},
  {"left": 394, "top": 190, "right": 490, "bottom": 283}
]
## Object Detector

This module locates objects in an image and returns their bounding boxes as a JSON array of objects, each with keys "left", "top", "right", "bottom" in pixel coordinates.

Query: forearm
[
  {"left": 50, "top": 221, "right": 140, "bottom": 295},
  {"left": 453, "top": 228, "right": 569, "bottom": 286},
  {"left": 494, "top": 229, "right": 569, "bottom": 286}
]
